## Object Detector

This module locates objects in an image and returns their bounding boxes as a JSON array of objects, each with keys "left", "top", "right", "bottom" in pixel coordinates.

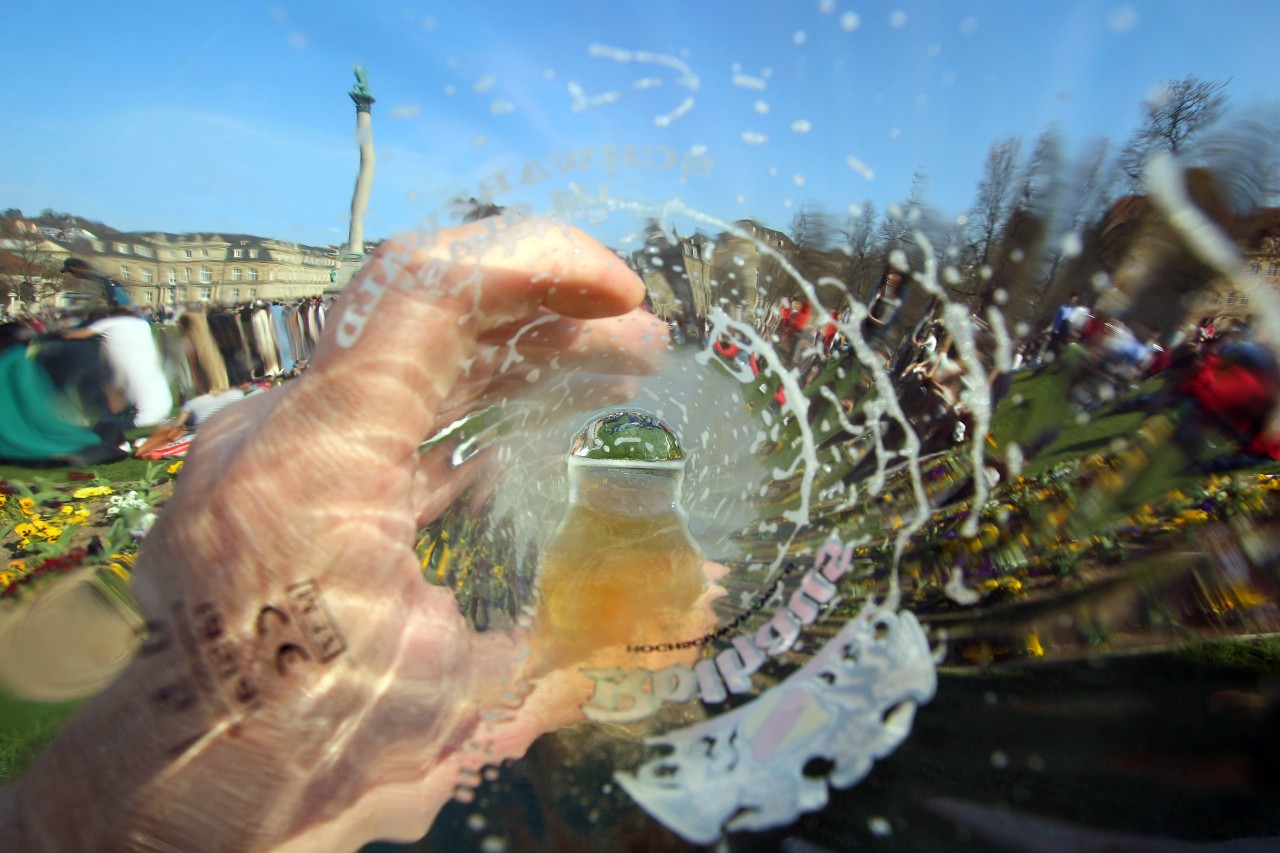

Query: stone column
[
  {"left": 336, "top": 67, "right": 376, "bottom": 290},
  {"left": 347, "top": 67, "right": 376, "bottom": 256}
]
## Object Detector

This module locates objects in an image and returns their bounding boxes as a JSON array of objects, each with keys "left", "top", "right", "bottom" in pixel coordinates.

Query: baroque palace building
[{"left": 50, "top": 230, "right": 340, "bottom": 307}]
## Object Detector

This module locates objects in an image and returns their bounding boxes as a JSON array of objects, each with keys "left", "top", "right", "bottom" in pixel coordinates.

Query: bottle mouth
[
  {"left": 567, "top": 456, "right": 686, "bottom": 471},
  {"left": 568, "top": 410, "right": 686, "bottom": 463}
]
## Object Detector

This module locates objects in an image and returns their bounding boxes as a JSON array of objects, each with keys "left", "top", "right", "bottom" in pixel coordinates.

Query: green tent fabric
[{"left": 0, "top": 346, "right": 109, "bottom": 464}]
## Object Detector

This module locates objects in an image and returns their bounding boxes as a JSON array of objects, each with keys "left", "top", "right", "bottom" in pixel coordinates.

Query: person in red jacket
[{"left": 1177, "top": 340, "right": 1280, "bottom": 468}]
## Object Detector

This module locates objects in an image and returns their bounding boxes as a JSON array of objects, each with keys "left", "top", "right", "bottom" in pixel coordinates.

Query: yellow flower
[
  {"left": 15, "top": 522, "right": 35, "bottom": 538},
  {"left": 19, "top": 497, "right": 36, "bottom": 512},
  {"left": 74, "top": 507, "right": 90, "bottom": 520},
  {"left": 42, "top": 527, "right": 63, "bottom": 541},
  {"left": 0, "top": 494, "right": 6, "bottom": 507},
  {"left": 103, "top": 555, "right": 134, "bottom": 581},
  {"left": 72, "top": 486, "right": 115, "bottom": 499},
  {"left": 0, "top": 571, "right": 16, "bottom": 586},
  {"left": 60, "top": 505, "right": 73, "bottom": 516},
  {"left": 167, "top": 461, "right": 184, "bottom": 475},
  {"left": 7, "top": 560, "right": 26, "bottom": 572}
]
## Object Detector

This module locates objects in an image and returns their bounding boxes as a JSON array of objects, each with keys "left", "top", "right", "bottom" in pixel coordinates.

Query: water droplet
[
  {"left": 754, "top": 100, "right": 770, "bottom": 114},
  {"left": 842, "top": 155, "right": 875, "bottom": 181},
  {"left": 741, "top": 131, "right": 769, "bottom": 145},
  {"left": 889, "top": 10, "right": 908, "bottom": 28},
  {"left": 467, "top": 813, "right": 487, "bottom": 832},
  {"left": 793, "top": 31, "right": 807, "bottom": 45},
  {"left": 991, "top": 750, "right": 1010, "bottom": 769},
  {"left": 480, "top": 836, "right": 508, "bottom": 853},
  {"left": 791, "top": 119, "right": 812, "bottom": 133},
  {"left": 868, "top": 816, "right": 892, "bottom": 837},
  {"left": 840, "top": 11, "right": 861, "bottom": 31},
  {"left": 1109, "top": 5, "right": 1139, "bottom": 35}
]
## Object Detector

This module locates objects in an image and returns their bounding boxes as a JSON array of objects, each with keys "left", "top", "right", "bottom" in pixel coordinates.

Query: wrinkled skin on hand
[{"left": 1, "top": 219, "right": 664, "bottom": 852}]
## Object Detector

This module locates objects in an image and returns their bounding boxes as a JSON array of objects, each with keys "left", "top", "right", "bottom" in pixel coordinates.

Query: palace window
[
  {"left": 231, "top": 287, "right": 240, "bottom": 302},
  {"left": 200, "top": 248, "right": 209, "bottom": 258},
  {"left": 248, "top": 268, "right": 258, "bottom": 281},
  {"left": 199, "top": 286, "right": 212, "bottom": 301},
  {"left": 145, "top": 291, "right": 154, "bottom": 304},
  {"left": 1225, "top": 292, "right": 1236, "bottom": 305},
  {"left": 1269, "top": 262, "right": 1279, "bottom": 277},
  {"left": 232, "top": 268, "right": 242, "bottom": 281},
  {"left": 233, "top": 249, "right": 243, "bottom": 258},
  {"left": 199, "top": 266, "right": 212, "bottom": 283},
  {"left": 119, "top": 265, "right": 130, "bottom": 280},
  {"left": 249, "top": 249, "right": 259, "bottom": 258},
  {"left": 168, "top": 269, "right": 177, "bottom": 284},
  {"left": 115, "top": 242, "right": 130, "bottom": 254},
  {"left": 183, "top": 267, "right": 192, "bottom": 282},
  {"left": 142, "top": 269, "right": 153, "bottom": 284},
  {"left": 184, "top": 249, "right": 193, "bottom": 259},
  {"left": 249, "top": 288, "right": 258, "bottom": 299}
]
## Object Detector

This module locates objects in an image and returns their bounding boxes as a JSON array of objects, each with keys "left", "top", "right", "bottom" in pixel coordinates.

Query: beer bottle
[{"left": 534, "top": 411, "right": 706, "bottom": 667}]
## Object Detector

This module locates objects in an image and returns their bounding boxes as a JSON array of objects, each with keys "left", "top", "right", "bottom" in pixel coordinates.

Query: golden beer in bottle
[{"left": 534, "top": 411, "right": 706, "bottom": 667}]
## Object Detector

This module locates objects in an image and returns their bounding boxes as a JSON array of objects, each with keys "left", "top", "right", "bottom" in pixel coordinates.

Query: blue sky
[{"left": 3, "top": 0, "right": 1278, "bottom": 249}]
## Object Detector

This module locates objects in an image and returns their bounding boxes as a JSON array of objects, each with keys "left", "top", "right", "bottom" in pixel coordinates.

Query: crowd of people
[
  {"left": 720, "top": 267, "right": 1280, "bottom": 478},
  {"left": 0, "top": 258, "right": 336, "bottom": 466}
]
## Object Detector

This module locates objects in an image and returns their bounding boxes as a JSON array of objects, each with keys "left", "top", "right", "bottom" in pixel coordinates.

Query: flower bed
[{"left": 0, "top": 462, "right": 180, "bottom": 599}]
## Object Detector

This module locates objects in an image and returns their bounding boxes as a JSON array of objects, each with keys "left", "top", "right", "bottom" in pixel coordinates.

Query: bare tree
[
  {"left": 1118, "top": 76, "right": 1229, "bottom": 192},
  {"left": 1039, "top": 137, "right": 1115, "bottom": 314},
  {"left": 968, "top": 137, "right": 1022, "bottom": 272},
  {"left": 842, "top": 201, "right": 880, "bottom": 302},
  {"left": 0, "top": 221, "right": 64, "bottom": 308},
  {"left": 450, "top": 196, "right": 507, "bottom": 223}
]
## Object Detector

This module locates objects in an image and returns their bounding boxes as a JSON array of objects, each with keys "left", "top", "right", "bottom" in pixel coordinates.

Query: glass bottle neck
[{"left": 566, "top": 459, "right": 686, "bottom": 517}]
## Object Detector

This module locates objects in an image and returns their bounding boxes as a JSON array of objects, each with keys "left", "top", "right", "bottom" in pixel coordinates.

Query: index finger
[{"left": 302, "top": 218, "right": 645, "bottom": 459}]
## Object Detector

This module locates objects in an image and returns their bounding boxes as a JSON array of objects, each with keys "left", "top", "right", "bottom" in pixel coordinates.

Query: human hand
[{"left": 2, "top": 218, "right": 651, "bottom": 852}]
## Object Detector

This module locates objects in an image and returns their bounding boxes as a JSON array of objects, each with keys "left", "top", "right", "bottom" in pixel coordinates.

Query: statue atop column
[{"left": 349, "top": 66, "right": 376, "bottom": 113}]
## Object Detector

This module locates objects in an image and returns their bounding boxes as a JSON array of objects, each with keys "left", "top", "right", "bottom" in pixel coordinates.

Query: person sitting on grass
[{"left": 132, "top": 382, "right": 258, "bottom": 458}]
